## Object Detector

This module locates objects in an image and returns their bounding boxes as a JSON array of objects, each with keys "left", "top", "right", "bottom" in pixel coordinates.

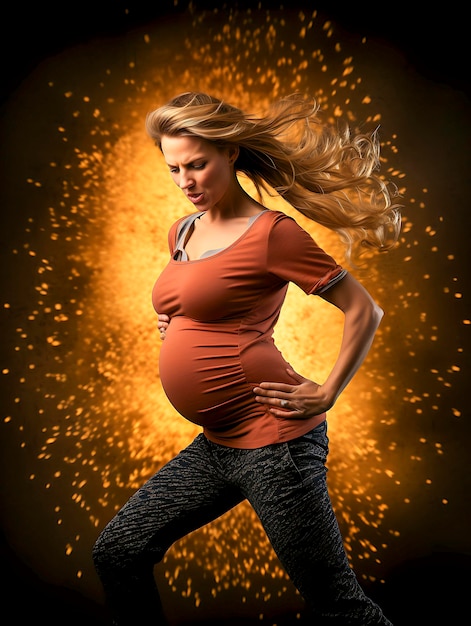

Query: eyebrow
[{"left": 165, "top": 157, "right": 206, "bottom": 168}]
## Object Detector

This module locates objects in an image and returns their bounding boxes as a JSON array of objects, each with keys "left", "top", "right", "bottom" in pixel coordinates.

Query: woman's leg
[
  {"left": 92, "top": 434, "right": 243, "bottom": 625},
  {"left": 231, "top": 422, "right": 393, "bottom": 625}
]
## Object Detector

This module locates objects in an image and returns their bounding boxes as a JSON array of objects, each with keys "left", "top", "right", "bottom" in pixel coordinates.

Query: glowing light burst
[{"left": 1, "top": 1, "right": 466, "bottom": 619}]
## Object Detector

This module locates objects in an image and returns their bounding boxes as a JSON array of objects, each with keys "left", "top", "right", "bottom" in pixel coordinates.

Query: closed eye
[{"left": 168, "top": 161, "right": 206, "bottom": 174}]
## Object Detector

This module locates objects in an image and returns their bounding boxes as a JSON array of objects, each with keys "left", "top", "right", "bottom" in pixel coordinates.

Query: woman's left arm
[
  {"left": 253, "top": 272, "right": 384, "bottom": 416},
  {"left": 316, "top": 271, "right": 384, "bottom": 407}
]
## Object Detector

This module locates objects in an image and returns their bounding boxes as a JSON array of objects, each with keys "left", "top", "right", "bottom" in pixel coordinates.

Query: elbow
[
  {"left": 348, "top": 298, "right": 383, "bottom": 332},
  {"left": 372, "top": 301, "right": 384, "bottom": 328}
]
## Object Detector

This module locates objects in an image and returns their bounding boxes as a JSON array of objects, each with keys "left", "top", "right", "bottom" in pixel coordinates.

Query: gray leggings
[{"left": 93, "top": 421, "right": 393, "bottom": 625}]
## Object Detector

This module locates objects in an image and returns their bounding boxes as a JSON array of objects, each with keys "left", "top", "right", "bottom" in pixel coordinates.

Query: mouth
[{"left": 187, "top": 193, "right": 204, "bottom": 204}]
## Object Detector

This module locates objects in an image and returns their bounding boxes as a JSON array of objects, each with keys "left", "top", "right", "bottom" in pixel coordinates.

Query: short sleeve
[{"left": 266, "top": 213, "right": 345, "bottom": 294}]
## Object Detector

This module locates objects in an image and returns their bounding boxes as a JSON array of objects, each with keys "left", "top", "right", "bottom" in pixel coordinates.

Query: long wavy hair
[{"left": 146, "top": 92, "right": 402, "bottom": 261}]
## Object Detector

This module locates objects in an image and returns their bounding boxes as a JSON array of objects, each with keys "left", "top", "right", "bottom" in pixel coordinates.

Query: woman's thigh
[
  {"left": 97, "top": 434, "right": 244, "bottom": 559},
  {"left": 232, "top": 423, "right": 350, "bottom": 588}
]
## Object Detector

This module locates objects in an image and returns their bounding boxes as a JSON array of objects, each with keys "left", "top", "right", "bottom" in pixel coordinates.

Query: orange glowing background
[{"left": 0, "top": 2, "right": 469, "bottom": 624}]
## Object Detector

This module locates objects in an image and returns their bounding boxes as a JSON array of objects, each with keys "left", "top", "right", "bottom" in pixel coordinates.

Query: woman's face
[{"left": 160, "top": 135, "right": 237, "bottom": 211}]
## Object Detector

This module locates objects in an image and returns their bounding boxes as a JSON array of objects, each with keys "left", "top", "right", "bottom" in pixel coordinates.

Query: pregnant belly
[{"left": 158, "top": 317, "right": 290, "bottom": 427}]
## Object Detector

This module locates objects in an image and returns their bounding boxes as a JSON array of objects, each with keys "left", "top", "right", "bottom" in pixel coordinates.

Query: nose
[{"left": 179, "top": 170, "right": 195, "bottom": 190}]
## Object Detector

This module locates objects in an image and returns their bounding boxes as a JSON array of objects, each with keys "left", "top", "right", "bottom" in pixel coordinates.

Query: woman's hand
[
  {"left": 253, "top": 368, "right": 333, "bottom": 418},
  {"left": 157, "top": 313, "right": 170, "bottom": 340}
]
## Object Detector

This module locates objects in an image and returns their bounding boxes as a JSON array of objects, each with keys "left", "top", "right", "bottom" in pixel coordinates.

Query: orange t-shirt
[{"left": 152, "top": 209, "right": 345, "bottom": 448}]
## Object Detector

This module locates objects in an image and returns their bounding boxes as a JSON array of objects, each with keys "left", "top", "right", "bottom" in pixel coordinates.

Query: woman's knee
[
  {"left": 92, "top": 522, "right": 135, "bottom": 573},
  {"left": 92, "top": 526, "right": 117, "bottom": 575},
  {"left": 92, "top": 520, "right": 166, "bottom": 577}
]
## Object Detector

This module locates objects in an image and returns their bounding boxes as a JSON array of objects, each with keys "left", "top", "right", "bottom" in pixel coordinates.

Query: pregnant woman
[{"left": 93, "top": 92, "right": 401, "bottom": 625}]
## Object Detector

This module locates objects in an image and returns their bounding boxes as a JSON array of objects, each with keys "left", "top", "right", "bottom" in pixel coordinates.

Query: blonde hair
[{"left": 146, "top": 92, "right": 401, "bottom": 261}]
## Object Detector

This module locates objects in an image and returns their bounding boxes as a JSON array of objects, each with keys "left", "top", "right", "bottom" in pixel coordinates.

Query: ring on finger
[{"left": 280, "top": 399, "right": 288, "bottom": 408}]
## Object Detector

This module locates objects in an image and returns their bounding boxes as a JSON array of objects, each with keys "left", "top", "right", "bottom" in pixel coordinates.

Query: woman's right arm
[{"left": 157, "top": 313, "right": 170, "bottom": 340}]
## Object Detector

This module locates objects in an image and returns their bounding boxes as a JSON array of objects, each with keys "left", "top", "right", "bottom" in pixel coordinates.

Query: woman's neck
[{"left": 205, "top": 182, "right": 265, "bottom": 223}]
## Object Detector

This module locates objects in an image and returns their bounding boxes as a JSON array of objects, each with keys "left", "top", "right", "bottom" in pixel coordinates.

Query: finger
[
  {"left": 286, "top": 367, "right": 306, "bottom": 383},
  {"left": 253, "top": 382, "right": 293, "bottom": 394},
  {"left": 253, "top": 392, "right": 290, "bottom": 408}
]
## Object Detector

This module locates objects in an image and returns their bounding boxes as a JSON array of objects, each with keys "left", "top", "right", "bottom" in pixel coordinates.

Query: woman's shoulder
[
  {"left": 260, "top": 209, "right": 305, "bottom": 233},
  {"left": 260, "top": 209, "right": 296, "bottom": 225}
]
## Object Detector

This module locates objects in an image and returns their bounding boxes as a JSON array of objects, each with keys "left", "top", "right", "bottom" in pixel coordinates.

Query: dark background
[
  {"left": 1, "top": 2, "right": 469, "bottom": 624},
  {"left": 1, "top": 0, "right": 469, "bottom": 104}
]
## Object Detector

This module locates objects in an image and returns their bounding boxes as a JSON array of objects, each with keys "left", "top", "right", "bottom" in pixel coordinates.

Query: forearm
[{"left": 322, "top": 300, "right": 383, "bottom": 406}]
